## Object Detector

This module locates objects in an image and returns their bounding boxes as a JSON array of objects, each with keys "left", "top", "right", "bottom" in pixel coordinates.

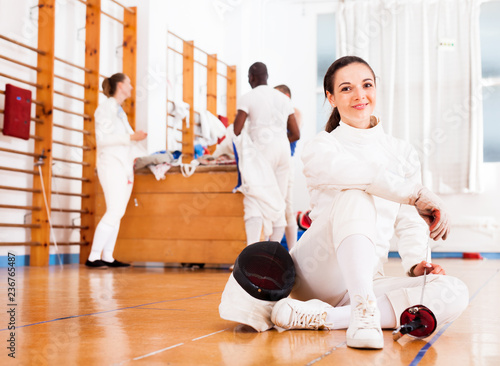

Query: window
[
  {"left": 480, "top": 1, "right": 500, "bottom": 162},
  {"left": 316, "top": 13, "right": 336, "bottom": 133}
]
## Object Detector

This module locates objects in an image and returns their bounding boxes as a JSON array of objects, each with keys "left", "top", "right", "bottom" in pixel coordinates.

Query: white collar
[{"left": 334, "top": 116, "right": 383, "bottom": 144}]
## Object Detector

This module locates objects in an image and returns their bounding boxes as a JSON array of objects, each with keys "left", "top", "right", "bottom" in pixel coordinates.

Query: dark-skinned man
[{"left": 232, "top": 62, "right": 300, "bottom": 246}]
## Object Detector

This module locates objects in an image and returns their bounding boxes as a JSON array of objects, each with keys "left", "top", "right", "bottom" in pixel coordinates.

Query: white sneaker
[
  {"left": 271, "top": 298, "right": 334, "bottom": 330},
  {"left": 346, "top": 295, "right": 384, "bottom": 349}
]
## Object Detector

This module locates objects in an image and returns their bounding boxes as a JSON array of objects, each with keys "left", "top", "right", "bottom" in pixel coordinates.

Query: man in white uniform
[{"left": 233, "top": 62, "right": 300, "bottom": 245}]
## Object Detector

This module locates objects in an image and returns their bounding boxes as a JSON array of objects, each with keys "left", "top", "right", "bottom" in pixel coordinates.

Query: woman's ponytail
[
  {"left": 102, "top": 73, "right": 126, "bottom": 98},
  {"left": 325, "top": 107, "right": 341, "bottom": 133},
  {"left": 102, "top": 78, "right": 112, "bottom": 97}
]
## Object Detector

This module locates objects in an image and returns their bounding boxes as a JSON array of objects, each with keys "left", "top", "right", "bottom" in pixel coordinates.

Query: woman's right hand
[
  {"left": 131, "top": 130, "right": 147, "bottom": 141},
  {"left": 411, "top": 260, "right": 446, "bottom": 276}
]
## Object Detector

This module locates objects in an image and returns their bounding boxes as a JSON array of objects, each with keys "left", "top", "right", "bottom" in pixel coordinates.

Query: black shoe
[
  {"left": 102, "top": 260, "right": 131, "bottom": 268},
  {"left": 85, "top": 259, "right": 107, "bottom": 268}
]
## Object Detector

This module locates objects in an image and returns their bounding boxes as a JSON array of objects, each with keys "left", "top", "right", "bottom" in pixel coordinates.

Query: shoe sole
[
  {"left": 346, "top": 338, "right": 384, "bottom": 349},
  {"left": 105, "top": 266, "right": 131, "bottom": 268}
]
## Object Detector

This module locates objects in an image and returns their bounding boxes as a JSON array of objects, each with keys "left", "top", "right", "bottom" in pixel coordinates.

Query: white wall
[{"left": 439, "top": 163, "right": 500, "bottom": 253}]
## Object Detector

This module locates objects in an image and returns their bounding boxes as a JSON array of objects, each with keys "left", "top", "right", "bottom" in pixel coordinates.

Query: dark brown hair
[
  {"left": 323, "top": 56, "right": 376, "bottom": 132},
  {"left": 102, "top": 73, "right": 127, "bottom": 98}
]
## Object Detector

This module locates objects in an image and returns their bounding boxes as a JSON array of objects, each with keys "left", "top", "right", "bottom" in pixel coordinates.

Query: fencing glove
[{"left": 413, "top": 187, "right": 450, "bottom": 240}]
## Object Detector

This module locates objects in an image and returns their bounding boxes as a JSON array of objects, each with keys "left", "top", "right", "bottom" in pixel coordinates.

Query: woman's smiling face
[{"left": 326, "top": 62, "right": 376, "bottom": 129}]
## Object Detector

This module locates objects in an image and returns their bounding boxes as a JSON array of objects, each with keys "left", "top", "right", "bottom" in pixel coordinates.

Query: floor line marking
[
  {"left": 132, "top": 343, "right": 185, "bottom": 361},
  {"left": 305, "top": 341, "right": 347, "bottom": 365},
  {"left": 121, "top": 328, "right": 229, "bottom": 364},
  {"left": 409, "top": 267, "right": 500, "bottom": 366},
  {"left": 191, "top": 328, "right": 229, "bottom": 341}
]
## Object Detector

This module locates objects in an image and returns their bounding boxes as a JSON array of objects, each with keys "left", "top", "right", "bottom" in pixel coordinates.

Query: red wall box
[{"left": 3, "top": 84, "right": 32, "bottom": 140}]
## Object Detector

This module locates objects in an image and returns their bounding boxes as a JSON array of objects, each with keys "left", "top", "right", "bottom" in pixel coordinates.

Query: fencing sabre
[{"left": 393, "top": 210, "right": 442, "bottom": 341}]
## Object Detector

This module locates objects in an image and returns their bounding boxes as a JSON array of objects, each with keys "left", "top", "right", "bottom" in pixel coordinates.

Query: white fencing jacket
[
  {"left": 302, "top": 121, "right": 429, "bottom": 273},
  {"left": 95, "top": 97, "right": 147, "bottom": 182}
]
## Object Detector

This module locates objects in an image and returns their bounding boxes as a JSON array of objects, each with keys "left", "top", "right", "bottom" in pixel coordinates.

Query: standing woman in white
[
  {"left": 85, "top": 73, "right": 147, "bottom": 268},
  {"left": 271, "top": 56, "right": 469, "bottom": 349}
]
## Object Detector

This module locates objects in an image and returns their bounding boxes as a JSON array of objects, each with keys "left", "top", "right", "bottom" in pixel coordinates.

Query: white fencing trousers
[
  {"left": 259, "top": 141, "right": 289, "bottom": 242},
  {"left": 88, "top": 221, "right": 116, "bottom": 261},
  {"left": 97, "top": 161, "right": 134, "bottom": 228},
  {"left": 269, "top": 226, "right": 285, "bottom": 242},
  {"left": 102, "top": 224, "right": 120, "bottom": 262},
  {"left": 257, "top": 140, "right": 290, "bottom": 204},
  {"left": 290, "top": 190, "right": 469, "bottom": 327},
  {"left": 89, "top": 162, "right": 133, "bottom": 260},
  {"left": 245, "top": 217, "right": 263, "bottom": 246},
  {"left": 236, "top": 132, "right": 289, "bottom": 235}
]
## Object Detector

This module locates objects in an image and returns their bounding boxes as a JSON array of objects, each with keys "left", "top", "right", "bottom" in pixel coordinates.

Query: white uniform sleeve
[
  {"left": 237, "top": 93, "right": 251, "bottom": 114},
  {"left": 393, "top": 145, "right": 430, "bottom": 274},
  {"left": 302, "top": 132, "right": 421, "bottom": 205},
  {"left": 95, "top": 102, "right": 131, "bottom": 147},
  {"left": 394, "top": 204, "right": 430, "bottom": 274},
  {"left": 302, "top": 132, "right": 378, "bottom": 189}
]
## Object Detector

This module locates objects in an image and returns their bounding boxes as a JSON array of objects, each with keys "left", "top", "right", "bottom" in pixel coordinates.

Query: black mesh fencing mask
[{"left": 232, "top": 241, "right": 295, "bottom": 301}]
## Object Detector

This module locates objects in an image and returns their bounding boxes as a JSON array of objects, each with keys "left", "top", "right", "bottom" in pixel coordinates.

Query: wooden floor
[{"left": 1, "top": 258, "right": 499, "bottom": 365}]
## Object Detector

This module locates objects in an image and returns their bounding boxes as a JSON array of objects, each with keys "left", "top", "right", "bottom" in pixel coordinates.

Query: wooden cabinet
[{"left": 95, "top": 166, "right": 246, "bottom": 264}]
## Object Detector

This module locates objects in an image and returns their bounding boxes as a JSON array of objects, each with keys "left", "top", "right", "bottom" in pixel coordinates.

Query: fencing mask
[{"left": 219, "top": 241, "right": 295, "bottom": 331}]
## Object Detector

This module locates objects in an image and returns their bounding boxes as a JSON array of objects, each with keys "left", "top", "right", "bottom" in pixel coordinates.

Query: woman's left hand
[
  {"left": 412, "top": 260, "right": 446, "bottom": 276},
  {"left": 131, "top": 130, "right": 148, "bottom": 141}
]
